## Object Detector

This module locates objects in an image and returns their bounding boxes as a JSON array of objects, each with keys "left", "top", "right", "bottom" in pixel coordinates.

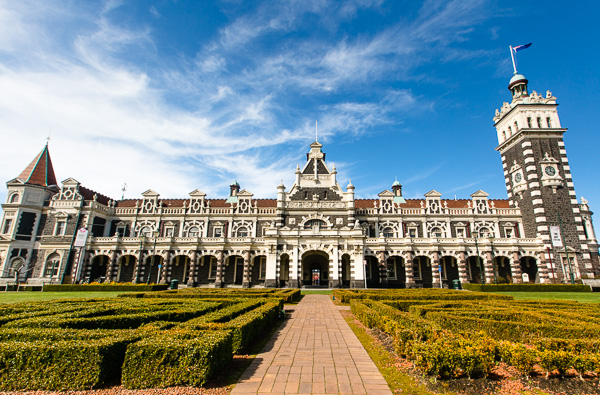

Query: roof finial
[
  {"left": 315, "top": 120, "right": 318, "bottom": 142},
  {"left": 121, "top": 182, "right": 127, "bottom": 200},
  {"left": 46, "top": 129, "right": 52, "bottom": 146}
]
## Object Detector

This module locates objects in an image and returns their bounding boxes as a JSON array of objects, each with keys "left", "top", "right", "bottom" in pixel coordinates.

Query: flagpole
[{"left": 509, "top": 46, "right": 517, "bottom": 74}]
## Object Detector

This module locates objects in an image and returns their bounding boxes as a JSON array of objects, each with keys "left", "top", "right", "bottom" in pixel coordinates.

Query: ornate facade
[{"left": 1, "top": 74, "right": 598, "bottom": 288}]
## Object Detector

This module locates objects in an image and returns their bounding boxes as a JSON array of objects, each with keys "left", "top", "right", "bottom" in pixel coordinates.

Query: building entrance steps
[{"left": 231, "top": 294, "right": 392, "bottom": 394}]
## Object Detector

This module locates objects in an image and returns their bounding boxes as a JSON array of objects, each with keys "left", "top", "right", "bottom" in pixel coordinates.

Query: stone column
[
  {"left": 242, "top": 250, "right": 251, "bottom": 288},
  {"left": 537, "top": 252, "right": 550, "bottom": 284},
  {"left": 379, "top": 251, "right": 387, "bottom": 288},
  {"left": 511, "top": 251, "right": 522, "bottom": 283},
  {"left": 214, "top": 251, "right": 224, "bottom": 288},
  {"left": 289, "top": 248, "right": 299, "bottom": 288},
  {"left": 105, "top": 250, "right": 118, "bottom": 282},
  {"left": 159, "top": 251, "right": 170, "bottom": 284},
  {"left": 405, "top": 251, "right": 416, "bottom": 288},
  {"left": 432, "top": 251, "right": 441, "bottom": 288},
  {"left": 132, "top": 250, "right": 143, "bottom": 284},
  {"left": 458, "top": 251, "right": 469, "bottom": 284},
  {"left": 485, "top": 252, "right": 494, "bottom": 284},
  {"left": 187, "top": 251, "right": 197, "bottom": 287}
]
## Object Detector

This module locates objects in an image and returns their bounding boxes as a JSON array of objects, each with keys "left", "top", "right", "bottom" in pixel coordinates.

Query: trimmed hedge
[
  {"left": 462, "top": 283, "right": 592, "bottom": 292},
  {"left": 122, "top": 330, "right": 232, "bottom": 389},
  {"left": 333, "top": 288, "right": 512, "bottom": 304},
  {"left": 43, "top": 284, "right": 169, "bottom": 292},
  {"left": 0, "top": 338, "right": 131, "bottom": 390},
  {"left": 346, "top": 291, "right": 600, "bottom": 379}
]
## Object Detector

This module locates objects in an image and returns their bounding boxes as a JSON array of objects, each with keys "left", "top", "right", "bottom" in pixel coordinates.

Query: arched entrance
[
  {"left": 89, "top": 255, "right": 109, "bottom": 282},
  {"left": 440, "top": 256, "right": 459, "bottom": 287},
  {"left": 341, "top": 254, "right": 351, "bottom": 287},
  {"left": 414, "top": 256, "right": 432, "bottom": 288},
  {"left": 520, "top": 256, "right": 538, "bottom": 283},
  {"left": 279, "top": 254, "right": 290, "bottom": 287},
  {"left": 386, "top": 256, "right": 406, "bottom": 288},
  {"left": 302, "top": 251, "right": 329, "bottom": 287},
  {"left": 117, "top": 255, "right": 136, "bottom": 283},
  {"left": 139, "top": 255, "right": 163, "bottom": 284},
  {"left": 495, "top": 256, "right": 513, "bottom": 283},
  {"left": 365, "top": 255, "right": 379, "bottom": 288},
  {"left": 467, "top": 256, "right": 484, "bottom": 284},
  {"left": 170, "top": 255, "right": 189, "bottom": 283}
]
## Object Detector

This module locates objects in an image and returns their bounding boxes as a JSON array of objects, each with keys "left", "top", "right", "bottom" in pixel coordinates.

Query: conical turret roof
[{"left": 17, "top": 144, "right": 57, "bottom": 187}]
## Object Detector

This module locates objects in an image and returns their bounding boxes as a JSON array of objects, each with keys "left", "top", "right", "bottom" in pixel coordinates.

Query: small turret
[
  {"left": 508, "top": 73, "right": 529, "bottom": 100},
  {"left": 226, "top": 180, "right": 240, "bottom": 204},
  {"left": 392, "top": 179, "right": 405, "bottom": 204}
]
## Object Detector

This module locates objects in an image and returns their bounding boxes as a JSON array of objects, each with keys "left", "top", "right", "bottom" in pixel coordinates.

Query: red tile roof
[{"left": 17, "top": 145, "right": 58, "bottom": 187}]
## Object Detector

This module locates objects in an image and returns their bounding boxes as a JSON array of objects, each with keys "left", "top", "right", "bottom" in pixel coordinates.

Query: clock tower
[{"left": 494, "top": 73, "right": 599, "bottom": 281}]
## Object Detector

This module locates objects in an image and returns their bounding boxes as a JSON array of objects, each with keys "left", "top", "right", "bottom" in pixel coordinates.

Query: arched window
[
  {"left": 478, "top": 227, "right": 490, "bottom": 237},
  {"left": 537, "top": 117, "right": 542, "bottom": 128},
  {"left": 508, "top": 126, "right": 512, "bottom": 136},
  {"left": 188, "top": 226, "right": 200, "bottom": 237},
  {"left": 527, "top": 117, "right": 532, "bottom": 128},
  {"left": 139, "top": 226, "right": 152, "bottom": 237},
  {"left": 502, "top": 131, "right": 506, "bottom": 140},
  {"left": 430, "top": 227, "right": 443, "bottom": 237},
  {"left": 514, "top": 121, "right": 518, "bottom": 130},
  {"left": 304, "top": 219, "right": 326, "bottom": 230},
  {"left": 382, "top": 227, "right": 394, "bottom": 238},
  {"left": 9, "top": 194, "right": 19, "bottom": 203},
  {"left": 546, "top": 117, "right": 552, "bottom": 128},
  {"left": 44, "top": 254, "right": 61, "bottom": 277},
  {"left": 9, "top": 258, "right": 24, "bottom": 276},
  {"left": 236, "top": 227, "right": 248, "bottom": 237}
]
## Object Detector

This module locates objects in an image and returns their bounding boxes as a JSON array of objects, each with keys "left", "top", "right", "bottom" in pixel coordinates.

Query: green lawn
[
  {"left": 0, "top": 291, "right": 137, "bottom": 304},
  {"left": 300, "top": 289, "right": 332, "bottom": 295},
  {"left": 493, "top": 291, "right": 600, "bottom": 303}
]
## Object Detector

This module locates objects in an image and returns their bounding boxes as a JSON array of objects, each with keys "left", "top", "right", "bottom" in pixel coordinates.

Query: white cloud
[{"left": 0, "top": 0, "right": 500, "bottom": 205}]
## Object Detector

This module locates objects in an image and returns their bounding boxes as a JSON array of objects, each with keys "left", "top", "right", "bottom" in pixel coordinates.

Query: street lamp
[
  {"left": 489, "top": 236, "right": 498, "bottom": 285},
  {"left": 138, "top": 235, "right": 146, "bottom": 283},
  {"left": 473, "top": 232, "right": 485, "bottom": 284},
  {"left": 147, "top": 230, "right": 160, "bottom": 284}
]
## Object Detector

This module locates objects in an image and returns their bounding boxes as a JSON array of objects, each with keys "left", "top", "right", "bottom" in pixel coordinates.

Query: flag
[{"left": 513, "top": 43, "right": 532, "bottom": 52}]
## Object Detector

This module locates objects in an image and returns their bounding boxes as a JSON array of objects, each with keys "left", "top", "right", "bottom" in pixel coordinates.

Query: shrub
[
  {"left": 462, "top": 283, "right": 592, "bottom": 292},
  {"left": 0, "top": 338, "right": 130, "bottom": 390},
  {"left": 43, "top": 284, "right": 169, "bottom": 292},
  {"left": 121, "top": 330, "right": 232, "bottom": 389}
]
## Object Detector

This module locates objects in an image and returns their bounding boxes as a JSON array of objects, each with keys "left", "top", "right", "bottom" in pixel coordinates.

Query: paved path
[{"left": 231, "top": 294, "right": 392, "bottom": 394}]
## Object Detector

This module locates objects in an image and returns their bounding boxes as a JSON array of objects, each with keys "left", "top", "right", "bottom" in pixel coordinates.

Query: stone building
[{"left": 1, "top": 73, "right": 598, "bottom": 288}]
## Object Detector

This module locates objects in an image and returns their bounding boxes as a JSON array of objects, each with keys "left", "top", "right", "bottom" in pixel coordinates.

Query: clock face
[
  {"left": 545, "top": 166, "right": 556, "bottom": 177},
  {"left": 514, "top": 172, "right": 522, "bottom": 183}
]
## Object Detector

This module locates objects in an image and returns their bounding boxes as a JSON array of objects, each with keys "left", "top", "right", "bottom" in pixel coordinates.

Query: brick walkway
[{"left": 231, "top": 294, "right": 392, "bottom": 394}]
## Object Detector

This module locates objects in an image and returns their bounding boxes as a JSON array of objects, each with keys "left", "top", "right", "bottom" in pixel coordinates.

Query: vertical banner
[{"left": 550, "top": 226, "right": 563, "bottom": 247}]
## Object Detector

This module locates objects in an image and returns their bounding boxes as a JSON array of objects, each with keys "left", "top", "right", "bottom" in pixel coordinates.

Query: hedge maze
[
  {"left": 0, "top": 288, "right": 299, "bottom": 391},
  {"left": 334, "top": 289, "right": 600, "bottom": 380}
]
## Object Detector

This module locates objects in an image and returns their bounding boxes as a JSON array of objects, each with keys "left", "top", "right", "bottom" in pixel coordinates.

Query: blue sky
[{"left": 1, "top": 0, "right": 599, "bottom": 208}]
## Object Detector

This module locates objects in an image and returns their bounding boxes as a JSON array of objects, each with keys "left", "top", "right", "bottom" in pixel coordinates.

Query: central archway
[{"left": 302, "top": 251, "right": 329, "bottom": 287}]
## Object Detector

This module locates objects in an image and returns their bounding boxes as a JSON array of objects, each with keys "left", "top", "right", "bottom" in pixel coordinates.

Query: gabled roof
[{"left": 17, "top": 144, "right": 57, "bottom": 187}]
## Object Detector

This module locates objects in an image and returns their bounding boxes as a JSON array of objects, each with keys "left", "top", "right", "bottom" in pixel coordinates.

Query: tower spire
[{"left": 17, "top": 145, "right": 58, "bottom": 187}]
